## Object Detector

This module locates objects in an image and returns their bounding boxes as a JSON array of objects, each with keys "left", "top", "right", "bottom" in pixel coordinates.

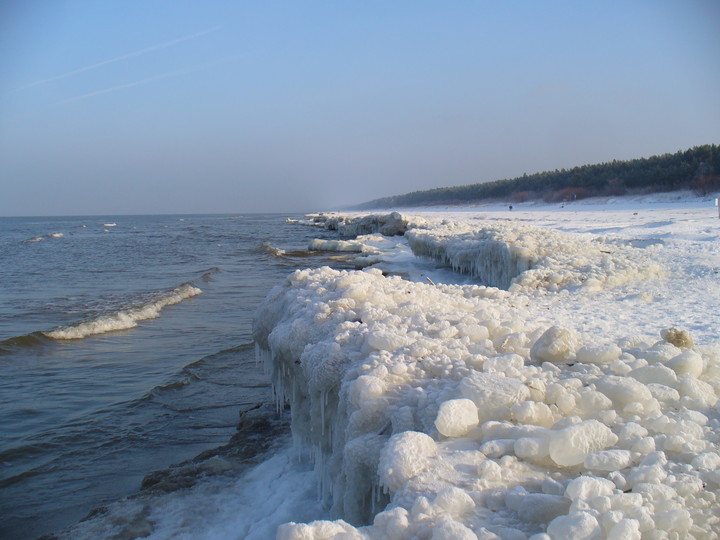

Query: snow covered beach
[
  {"left": 57, "top": 195, "right": 720, "bottom": 539},
  {"left": 257, "top": 195, "right": 720, "bottom": 539}
]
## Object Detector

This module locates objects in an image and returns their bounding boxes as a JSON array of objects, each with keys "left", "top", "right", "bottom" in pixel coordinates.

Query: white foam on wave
[{"left": 45, "top": 283, "right": 202, "bottom": 340}]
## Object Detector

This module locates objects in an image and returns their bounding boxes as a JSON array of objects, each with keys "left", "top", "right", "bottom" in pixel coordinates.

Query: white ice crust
[{"left": 256, "top": 198, "right": 720, "bottom": 540}]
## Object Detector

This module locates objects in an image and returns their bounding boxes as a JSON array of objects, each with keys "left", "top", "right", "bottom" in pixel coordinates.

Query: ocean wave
[
  {"left": 199, "top": 267, "right": 221, "bottom": 281},
  {"left": 44, "top": 283, "right": 202, "bottom": 340},
  {"left": 26, "top": 232, "right": 64, "bottom": 242},
  {"left": 0, "top": 332, "right": 54, "bottom": 355},
  {"left": 261, "top": 242, "right": 286, "bottom": 258}
]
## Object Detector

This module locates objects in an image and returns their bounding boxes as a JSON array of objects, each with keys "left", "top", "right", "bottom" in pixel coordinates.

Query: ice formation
[
  {"left": 254, "top": 206, "right": 720, "bottom": 539},
  {"left": 405, "top": 220, "right": 664, "bottom": 292},
  {"left": 307, "top": 212, "right": 427, "bottom": 237}
]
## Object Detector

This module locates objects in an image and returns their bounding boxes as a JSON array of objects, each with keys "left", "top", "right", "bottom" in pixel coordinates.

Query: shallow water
[{"left": 0, "top": 214, "right": 340, "bottom": 539}]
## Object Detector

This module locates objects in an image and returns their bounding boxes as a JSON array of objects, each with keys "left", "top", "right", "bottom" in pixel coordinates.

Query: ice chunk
[
  {"left": 430, "top": 518, "right": 478, "bottom": 540},
  {"left": 547, "top": 511, "right": 601, "bottom": 540},
  {"left": 583, "top": 449, "right": 632, "bottom": 471},
  {"left": 434, "top": 399, "right": 479, "bottom": 437},
  {"left": 276, "top": 519, "right": 357, "bottom": 540},
  {"left": 432, "top": 487, "right": 476, "bottom": 517},
  {"left": 565, "top": 476, "right": 615, "bottom": 501},
  {"left": 595, "top": 375, "right": 652, "bottom": 405},
  {"left": 607, "top": 519, "right": 641, "bottom": 540},
  {"left": 308, "top": 238, "right": 371, "bottom": 253},
  {"left": 576, "top": 343, "right": 621, "bottom": 364},
  {"left": 459, "top": 372, "right": 530, "bottom": 422},
  {"left": 629, "top": 364, "right": 677, "bottom": 386},
  {"left": 666, "top": 350, "right": 703, "bottom": 377},
  {"left": 549, "top": 420, "right": 618, "bottom": 467},
  {"left": 504, "top": 488, "right": 570, "bottom": 523},
  {"left": 378, "top": 431, "right": 437, "bottom": 492},
  {"left": 530, "top": 326, "right": 578, "bottom": 363}
]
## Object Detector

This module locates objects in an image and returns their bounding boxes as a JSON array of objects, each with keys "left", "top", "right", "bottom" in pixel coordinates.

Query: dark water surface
[{"left": 0, "top": 214, "right": 337, "bottom": 539}]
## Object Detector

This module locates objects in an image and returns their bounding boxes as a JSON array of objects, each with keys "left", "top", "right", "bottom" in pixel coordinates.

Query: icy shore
[{"left": 256, "top": 197, "right": 720, "bottom": 539}]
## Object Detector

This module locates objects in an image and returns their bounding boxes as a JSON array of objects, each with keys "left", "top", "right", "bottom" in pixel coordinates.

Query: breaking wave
[
  {"left": 261, "top": 242, "right": 286, "bottom": 258},
  {"left": 0, "top": 332, "right": 54, "bottom": 355},
  {"left": 44, "top": 283, "right": 202, "bottom": 340}
]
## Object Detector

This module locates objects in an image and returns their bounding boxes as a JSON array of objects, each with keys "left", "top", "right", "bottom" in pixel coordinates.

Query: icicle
[{"left": 320, "top": 390, "right": 325, "bottom": 436}]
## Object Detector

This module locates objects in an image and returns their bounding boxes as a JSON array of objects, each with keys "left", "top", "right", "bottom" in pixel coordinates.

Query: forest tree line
[{"left": 355, "top": 144, "right": 720, "bottom": 209}]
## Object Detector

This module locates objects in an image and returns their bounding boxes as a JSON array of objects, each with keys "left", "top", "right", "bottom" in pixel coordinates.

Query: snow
[{"left": 254, "top": 194, "right": 720, "bottom": 539}]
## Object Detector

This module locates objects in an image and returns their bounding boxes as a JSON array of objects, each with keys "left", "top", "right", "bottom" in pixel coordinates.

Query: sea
[{"left": 0, "top": 213, "right": 344, "bottom": 539}]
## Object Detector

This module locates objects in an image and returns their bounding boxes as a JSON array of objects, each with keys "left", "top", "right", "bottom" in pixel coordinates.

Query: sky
[{"left": 1, "top": 1, "right": 719, "bottom": 216}]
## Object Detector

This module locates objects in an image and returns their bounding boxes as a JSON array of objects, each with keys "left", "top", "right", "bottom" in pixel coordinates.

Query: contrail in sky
[
  {"left": 19, "top": 26, "right": 221, "bottom": 90},
  {"left": 58, "top": 66, "right": 199, "bottom": 104},
  {"left": 57, "top": 56, "right": 235, "bottom": 104}
]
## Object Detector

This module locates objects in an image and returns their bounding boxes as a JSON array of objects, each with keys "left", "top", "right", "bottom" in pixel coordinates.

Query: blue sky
[{"left": 1, "top": 1, "right": 718, "bottom": 215}]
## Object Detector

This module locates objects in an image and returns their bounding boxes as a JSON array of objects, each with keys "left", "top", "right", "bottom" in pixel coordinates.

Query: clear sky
[{"left": 1, "top": 1, "right": 718, "bottom": 215}]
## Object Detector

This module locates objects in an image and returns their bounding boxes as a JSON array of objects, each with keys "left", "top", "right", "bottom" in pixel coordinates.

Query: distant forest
[{"left": 356, "top": 144, "right": 720, "bottom": 209}]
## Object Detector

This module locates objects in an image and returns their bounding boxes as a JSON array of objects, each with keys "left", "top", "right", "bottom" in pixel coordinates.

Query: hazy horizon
[{"left": 2, "top": 1, "right": 719, "bottom": 216}]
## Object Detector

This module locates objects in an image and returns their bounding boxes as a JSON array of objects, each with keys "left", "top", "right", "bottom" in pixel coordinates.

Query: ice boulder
[
  {"left": 575, "top": 343, "right": 622, "bottom": 364},
  {"left": 504, "top": 488, "right": 571, "bottom": 523},
  {"left": 378, "top": 431, "right": 438, "bottom": 492},
  {"left": 666, "top": 350, "right": 703, "bottom": 377},
  {"left": 564, "top": 476, "right": 615, "bottom": 501},
  {"left": 432, "top": 487, "right": 476, "bottom": 517},
  {"left": 547, "top": 511, "right": 602, "bottom": 540},
  {"left": 459, "top": 372, "right": 530, "bottom": 423},
  {"left": 607, "top": 519, "right": 641, "bottom": 540},
  {"left": 595, "top": 375, "right": 652, "bottom": 406},
  {"left": 434, "top": 399, "right": 480, "bottom": 437},
  {"left": 276, "top": 519, "right": 359, "bottom": 540},
  {"left": 583, "top": 449, "right": 633, "bottom": 471},
  {"left": 548, "top": 420, "right": 618, "bottom": 467},
  {"left": 430, "top": 518, "right": 478, "bottom": 540},
  {"left": 530, "top": 326, "right": 578, "bottom": 363}
]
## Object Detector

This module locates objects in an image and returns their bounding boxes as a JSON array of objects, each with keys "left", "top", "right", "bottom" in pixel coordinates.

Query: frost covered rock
[
  {"left": 434, "top": 399, "right": 479, "bottom": 437},
  {"left": 660, "top": 327, "right": 694, "bottom": 348}
]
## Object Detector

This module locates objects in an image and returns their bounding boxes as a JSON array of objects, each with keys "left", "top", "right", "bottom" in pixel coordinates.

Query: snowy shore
[{"left": 256, "top": 194, "right": 720, "bottom": 539}]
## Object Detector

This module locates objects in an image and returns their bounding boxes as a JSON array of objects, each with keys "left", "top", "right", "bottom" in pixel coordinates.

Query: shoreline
[{"left": 52, "top": 196, "right": 720, "bottom": 538}]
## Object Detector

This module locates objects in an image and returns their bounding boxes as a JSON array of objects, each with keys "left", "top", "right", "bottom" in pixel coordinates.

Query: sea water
[{"left": 0, "top": 214, "right": 341, "bottom": 539}]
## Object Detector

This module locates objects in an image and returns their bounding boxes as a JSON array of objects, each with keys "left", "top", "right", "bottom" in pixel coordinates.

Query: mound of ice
[
  {"left": 405, "top": 220, "right": 664, "bottom": 291},
  {"left": 305, "top": 212, "right": 427, "bottom": 237},
  {"left": 308, "top": 238, "right": 376, "bottom": 254}
]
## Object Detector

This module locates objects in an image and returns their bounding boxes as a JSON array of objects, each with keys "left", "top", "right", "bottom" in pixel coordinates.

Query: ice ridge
[{"left": 254, "top": 265, "right": 720, "bottom": 539}]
